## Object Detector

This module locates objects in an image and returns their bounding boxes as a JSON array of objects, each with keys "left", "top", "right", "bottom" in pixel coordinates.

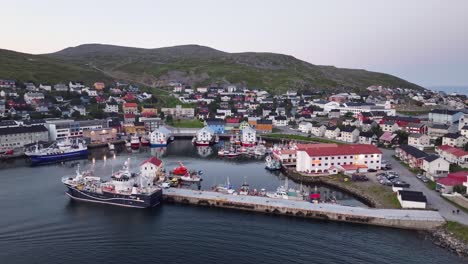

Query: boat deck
[{"left": 163, "top": 188, "right": 445, "bottom": 230}]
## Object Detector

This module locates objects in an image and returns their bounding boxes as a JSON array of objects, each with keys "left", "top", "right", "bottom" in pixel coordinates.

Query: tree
[
  {"left": 453, "top": 185, "right": 467, "bottom": 194},
  {"left": 71, "top": 98, "right": 81, "bottom": 106},
  {"left": 165, "top": 115, "right": 173, "bottom": 124},
  {"left": 71, "top": 111, "right": 81, "bottom": 119},
  {"left": 395, "top": 130, "right": 409, "bottom": 145},
  {"left": 434, "top": 137, "right": 443, "bottom": 146}
]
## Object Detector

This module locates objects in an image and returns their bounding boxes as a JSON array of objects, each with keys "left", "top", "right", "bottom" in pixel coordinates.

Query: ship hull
[
  {"left": 65, "top": 186, "right": 162, "bottom": 208},
  {"left": 27, "top": 149, "right": 88, "bottom": 164},
  {"left": 241, "top": 142, "right": 255, "bottom": 147}
]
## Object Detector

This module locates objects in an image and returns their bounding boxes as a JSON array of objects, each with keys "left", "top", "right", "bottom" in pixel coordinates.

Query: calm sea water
[
  {"left": 429, "top": 86, "right": 468, "bottom": 96},
  {"left": 0, "top": 140, "right": 463, "bottom": 264}
]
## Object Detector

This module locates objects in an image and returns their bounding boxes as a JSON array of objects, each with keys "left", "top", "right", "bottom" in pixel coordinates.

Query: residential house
[
  {"left": 359, "top": 131, "right": 377, "bottom": 145},
  {"left": 273, "top": 116, "right": 288, "bottom": 127},
  {"left": 24, "top": 92, "right": 44, "bottom": 104},
  {"left": 124, "top": 114, "right": 136, "bottom": 124},
  {"left": 310, "top": 124, "right": 326, "bottom": 137},
  {"left": 54, "top": 83, "right": 68, "bottom": 92},
  {"left": 298, "top": 122, "right": 313, "bottom": 133},
  {"left": 436, "top": 171, "right": 468, "bottom": 193},
  {"left": 408, "top": 134, "right": 432, "bottom": 150},
  {"left": 141, "top": 105, "right": 158, "bottom": 117},
  {"left": 380, "top": 121, "right": 399, "bottom": 133},
  {"left": 337, "top": 126, "right": 360, "bottom": 143},
  {"left": 428, "top": 124, "right": 450, "bottom": 139},
  {"left": 0, "top": 79, "right": 15, "bottom": 88},
  {"left": 123, "top": 102, "right": 138, "bottom": 115},
  {"left": 93, "top": 82, "right": 105, "bottom": 90},
  {"left": 69, "top": 81, "right": 85, "bottom": 90},
  {"left": 241, "top": 126, "right": 256, "bottom": 146},
  {"left": 422, "top": 155, "right": 450, "bottom": 181},
  {"left": 39, "top": 84, "right": 52, "bottom": 91},
  {"left": 255, "top": 119, "right": 273, "bottom": 133},
  {"left": 324, "top": 126, "right": 340, "bottom": 139},
  {"left": 139, "top": 157, "right": 163, "bottom": 178},
  {"left": 406, "top": 123, "right": 428, "bottom": 134},
  {"left": 328, "top": 109, "right": 340, "bottom": 119},
  {"left": 395, "top": 145, "right": 428, "bottom": 169},
  {"left": 72, "top": 105, "right": 86, "bottom": 116},
  {"left": 436, "top": 145, "right": 468, "bottom": 166},
  {"left": 225, "top": 117, "right": 240, "bottom": 131},
  {"left": 442, "top": 133, "right": 468, "bottom": 147},
  {"left": 459, "top": 114, "right": 468, "bottom": 130},
  {"left": 104, "top": 103, "right": 119, "bottom": 113}
]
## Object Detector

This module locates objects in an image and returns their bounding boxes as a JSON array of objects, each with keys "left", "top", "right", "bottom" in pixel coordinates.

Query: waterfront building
[
  {"left": 204, "top": 118, "right": 225, "bottom": 134},
  {"left": 429, "top": 109, "right": 464, "bottom": 125},
  {"left": 149, "top": 126, "right": 171, "bottom": 147},
  {"left": 45, "top": 119, "right": 106, "bottom": 140},
  {"left": 0, "top": 125, "right": 49, "bottom": 148},
  {"left": 296, "top": 144, "right": 382, "bottom": 174},
  {"left": 196, "top": 127, "right": 215, "bottom": 142},
  {"left": 241, "top": 126, "right": 256, "bottom": 146},
  {"left": 83, "top": 128, "right": 118, "bottom": 144},
  {"left": 139, "top": 117, "right": 163, "bottom": 132},
  {"left": 140, "top": 157, "right": 163, "bottom": 178},
  {"left": 397, "top": 190, "right": 427, "bottom": 209}
]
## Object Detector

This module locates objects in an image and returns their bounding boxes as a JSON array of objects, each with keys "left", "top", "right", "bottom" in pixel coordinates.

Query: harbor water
[{"left": 0, "top": 140, "right": 464, "bottom": 264}]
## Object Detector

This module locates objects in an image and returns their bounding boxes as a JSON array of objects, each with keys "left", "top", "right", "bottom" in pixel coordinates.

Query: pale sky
[{"left": 2, "top": 0, "right": 468, "bottom": 87}]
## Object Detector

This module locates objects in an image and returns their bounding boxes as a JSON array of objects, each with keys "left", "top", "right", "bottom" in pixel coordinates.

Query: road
[{"left": 380, "top": 148, "right": 468, "bottom": 225}]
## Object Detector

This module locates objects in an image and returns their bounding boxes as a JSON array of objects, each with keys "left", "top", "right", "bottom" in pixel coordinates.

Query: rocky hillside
[{"left": 47, "top": 44, "right": 422, "bottom": 93}]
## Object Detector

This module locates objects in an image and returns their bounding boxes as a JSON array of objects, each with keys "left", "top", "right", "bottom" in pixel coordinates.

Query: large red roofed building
[
  {"left": 436, "top": 145, "right": 468, "bottom": 166},
  {"left": 296, "top": 144, "right": 382, "bottom": 174},
  {"left": 123, "top": 102, "right": 138, "bottom": 114},
  {"left": 436, "top": 171, "right": 468, "bottom": 193}
]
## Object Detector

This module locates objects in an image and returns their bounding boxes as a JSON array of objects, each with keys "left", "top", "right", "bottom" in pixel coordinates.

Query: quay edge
[{"left": 163, "top": 188, "right": 446, "bottom": 231}]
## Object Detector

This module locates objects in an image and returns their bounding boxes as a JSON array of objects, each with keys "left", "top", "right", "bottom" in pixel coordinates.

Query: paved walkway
[{"left": 381, "top": 148, "right": 468, "bottom": 225}]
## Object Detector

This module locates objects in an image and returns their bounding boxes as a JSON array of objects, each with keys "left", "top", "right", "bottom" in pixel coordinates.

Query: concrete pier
[{"left": 163, "top": 188, "right": 445, "bottom": 230}]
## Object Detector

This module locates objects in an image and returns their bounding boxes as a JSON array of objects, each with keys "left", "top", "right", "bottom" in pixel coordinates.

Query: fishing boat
[
  {"left": 265, "top": 155, "right": 281, "bottom": 170},
  {"left": 25, "top": 139, "right": 88, "bottom": 164},
  {"left": 130, "top": 135, "right": 140, "bottom": 150},
  {"left": 239, "top": 177, "right": 250, "bottom": 195},
  {"left": 310, "top": 186, "right": 321, "bottom": 203},
  {"left": 0, "top": 147, "right": 14, "bottom": 156},
  {"left": 61, "top": 159, "right": 162, "bottom": 208},
  {"left": 140, "top": 135, "right": 150, "bottom": 147},
  {"left": 180, "top": 171, "right": 202, "bottom": 182},
  {"left": 217, "top": 149, "right": 225, "bottom": 156},
  {"left": 214, "top": 177, "right": 236, "bottom": 194},
  {"left": 266, "top": 186, "right": 288, "bottom": 199},
  {"left": 173, "top": 162, "right": 188, "bottom": 175}
]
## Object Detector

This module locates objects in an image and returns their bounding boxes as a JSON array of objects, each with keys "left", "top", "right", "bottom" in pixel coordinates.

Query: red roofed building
[
  {"left": 296, "top": 144, "right": 382, "bottom": 174},
  {"left": 140, "top": 157, "right": 163, "bottom": 178},
  {"left": 123, "top": 102, "right": 138, "bottom": 114},
  {"left": 436, "top": 145, "right": 468, "bottom": 166},
  {"left": 436, "top": 171, "right": 468, "bottom": 193}
]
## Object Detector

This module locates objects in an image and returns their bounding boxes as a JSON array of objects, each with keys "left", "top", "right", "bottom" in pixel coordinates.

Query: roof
[
  {"left": 383, "top": 121, "right": 396, "bottom": 126},
  {"left": 447, "top": 171, "right": 468, "bottom": 178},
  {"left": 123, "top": 102, "right": 138, "bottom": 107},
  {"left": 423, "top": 155, "right": 440, "bottom": 162},
  {"left": 409, "top": 133, "right": 424, "bottom": 138},
  {"left": 326, "top": 126, "right": 338, "bottom": 131},
  {"left": 443, "top": 133, "right": 462, "bottom": 139},
  {"left": 360, "top": 131, "right": 376, "bottom": 138},
  {"left": 205, "top": 118, "right": 225, "bottom": 125},
  {"left": 398, "top": 145, "right": 428, "bottom": 159},
  {"left": 140, "top": 157, "right": 162, "bottom": 167},
  {"left": 257, "top": 119, "right": 272, "bottom": 125},
  {"left": 429, "top": 124, "right": 449, "bottom": 130},
  {"left": 437, "top": 173, "right": 467, "bottom": 186},
  {"left": 341, "top": 126, "right": 357, "bottom": 133},
  {"left": 437, "top": 145, "right": 468, "bottom": 157},
  {"left": 0, "top": 125, "right": 48, "bottom": 135},
  {"left": 407, "top": 123, "right": 425, "bottom": 128},
  {"left": 379, "top": 132, "right": 397, "bottom": 142},
  {"left": 398, "top": 190, "right": 427, "bottom": 203},
  {"left": 341, "top": 164, "right": 368, "bottom": 170},
  {"left": 302, "top": 144, "right": 381, "bottom": 157}
]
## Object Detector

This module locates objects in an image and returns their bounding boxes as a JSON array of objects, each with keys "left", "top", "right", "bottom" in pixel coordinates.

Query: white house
[
  {"left": 359, "top": 132, "right": 377, "bottom": 145},
  {"left": 24, "top": 92, "right": 44, "bottom": 104},
  {"left": 72, "top": 105, "right": 86, "bottom": 116},
  {"left": 436, "top": 145, "right": 468, "bottom": 166},
  {"left": 337, "top": 126, "right": 360, "bottom": 143},
  {"left": 324, "top": 126, "right": 340, "bottom": 139},
  {"left": 298, "top": 122, "right": 313, "bottom": 133},
  {"left": 380, "top": 121, "right": 399, "bottom": 133},
  {"left": 150, "top": 126, "right": 171, "bottom": 147},
  {"left": 196, "top": 127, "right": 215, "bottom": 143},
  {"left": 422, "top": 155, "right": 450, "bottom": 181},
  {"left": 311, "top": 124, "right": 327, "bottom": 137},
  {"left": 241, "top": 126, "right": 256, "bottom": 146},
  {"left": 442, "top": 133, "right": 468, "bottom": 148},
  {"left": 408, "top": 134, "right": 432, "bottom": 150},
  {"left": 140, "top": 157, "right": 163, "bottom": 178},
  {"left": 104, "top": 103, "right": 119, "bottom": 113},
  {"left": 397, "top": 190, "right": 427, "bottom": 209},
  {"left": 273, "top": 116, "right": 288, "bottom": 127},
  {"left": 84, "top": 88, "right": 98, "bottom": 97},
  {"left": 54, "top": 83, "right": 68, "bottom": 92},
  {"left": 39, "top": 84, "right": 52, "bottom": 91},
  {"left": 69, "top": 81, "right": 85, "bottom": 89}
]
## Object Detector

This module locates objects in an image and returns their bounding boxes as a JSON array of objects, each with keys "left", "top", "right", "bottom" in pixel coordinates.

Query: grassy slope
[
  {"left": 0, "top": 49, "right": 112, "bottom": 85},
  {"left": 47, "top": 44, "right": 423, "bottom": 94}
]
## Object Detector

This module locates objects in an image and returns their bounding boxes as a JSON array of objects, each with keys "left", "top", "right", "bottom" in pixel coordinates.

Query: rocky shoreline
[{"left": 425, "top": 228, "right": 468, "bottom": 257}]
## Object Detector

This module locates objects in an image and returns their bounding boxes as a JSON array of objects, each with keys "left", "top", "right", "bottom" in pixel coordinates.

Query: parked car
[
  {"left": 421, "top": 177, "right": 429, "bottom": 183},
  {"left": 368, "top": 168, "right": 377, "bottom": 172},
  {"left": 416, "top": 173, "right": 423, "bottom": 179}
]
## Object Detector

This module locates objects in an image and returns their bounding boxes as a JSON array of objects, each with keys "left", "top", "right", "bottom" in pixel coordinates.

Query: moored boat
[
  {"left": 265, "top": 155, "right": 281, "bottom": 170},
  {"left": 173, "top": 162, "right": 188, "bottom": 175},
  {"left": 130, "top": 135, "right": 140, "bottom": 150},
  {"left": 25, "top": 139, "right": 88, "bottom": 164}
]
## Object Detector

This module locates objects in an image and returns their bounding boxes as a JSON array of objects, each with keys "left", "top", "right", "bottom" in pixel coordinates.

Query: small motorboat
[
  {"left": 108, "top": 143, "right": 115, "bottom": 151},
  {"left": 130, "top": 135, "right": 140, "bottom": 150},
  {"left": 239, "top": 177, "right": 250, "bottom": 195},
  {"left": 173, "top": 161, "right": 188, "bottom": 175},
  {"left": 180, "top": 171, "right": 202, "bottom": 182}
]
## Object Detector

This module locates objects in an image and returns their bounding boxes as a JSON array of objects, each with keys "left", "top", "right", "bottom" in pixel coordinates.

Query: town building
[
  {"left": 273, "top": 116, "right": 288, "bottom": 127},
  {"left": 141, "top": 105, "right": 158, "bottom": 117},
  {"left": 23, "top": 92, "right": 44, "bottom": 104},
  {"left": 359, "top": 131, "right": 377, "bottom": 145},
  {"left": 82, "top": 128, "right": 118, "bottom": 144},
  {"left": 406, "top": 123, "right": 428, "bottom": 134},
  {"left": 104, "top": 103, "right": 119, "bottom": 113},
  {"left": 205, "top": 118, "right": 225, "bottom": 134},
  {"left": 427, "top": 124, "right": 451, "bottom": 139},
  {"left": 161, "top": 105, "right": 195, "bottom": 119},
  {"left": 140, "top": 157, "right": 163, "bottom": 178},
  {"left": 408, "top": 134, "right": 432, "bottom": 150},
  {"left": 0, "top": 125, "right": 49, "bottom": 148},
  {"left": 93, "top": 82, "right": 105, "bottom": 90},
  {"left": 139, "top": 117, "right": 163, "bottom": 132},
  {"left": 337, "top": 126, "right": 360, "bottom": 143},
  {"left": 53, "top": 83, "right": 68, "bottom": 92},
  {"left": 436, "top": 171, "right": 468, "bottom": 193},
  {"left": 395, "top": 145, "right": 428, "bottom": 169},
  {"left": 397, "top": 190, "right": 427, "bottom": 209},
  {"left": 324, "top": 126, "right": 340, "bottom": 139},
  {"left": 428, "top": 109, "right": 464, "bottom": 124},
  {"left": 296, "top": 144, "right": 382, "bottom": 174},
  {"left": 436, "top": 145, "right": 468, "bottom": 166},
  {"left": 255, "top": 119, "right": 273, "bottom": 133},
  {"left": 311, "top": 124, "right": 326, "bottom": 137},
  {"left": 422, "top": 155, "right": 450, "bottom": 180},
  {"left": 442, "top": 133, "right": 468, "bottom": 147},
  {"left": 459, "top": 114, "right": 468, "bottom": 130},
  {"left": 45, "top": 119, "right": 106, "bottom": 140},
  {"left": 298, "top": 122, "right": 312, "bottom": 133},
  {"left": 123, "top": 102, "right": 138, "bottom": 114},
  {"left": 380, "top": 121, "right": 399, "bottom": 133}
]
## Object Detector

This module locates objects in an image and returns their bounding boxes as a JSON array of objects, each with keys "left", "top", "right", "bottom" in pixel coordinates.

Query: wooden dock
[{"left": 163, "top": 188, "right": 445, "bottom": 230}]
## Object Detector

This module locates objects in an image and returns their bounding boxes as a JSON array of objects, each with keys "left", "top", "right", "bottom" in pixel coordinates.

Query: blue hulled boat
[{"left": 25, "top": 139, "right": 88, "bottom": 164}]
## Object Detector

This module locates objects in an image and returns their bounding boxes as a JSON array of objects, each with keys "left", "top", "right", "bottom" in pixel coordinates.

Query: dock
[{"left": 163, "top": 188, "right": 445, "bottom": 230}]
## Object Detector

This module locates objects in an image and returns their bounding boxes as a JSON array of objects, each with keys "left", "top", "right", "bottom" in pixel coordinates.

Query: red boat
[{"left": 173, "top": 162, "right": 188, "bottom": 175}]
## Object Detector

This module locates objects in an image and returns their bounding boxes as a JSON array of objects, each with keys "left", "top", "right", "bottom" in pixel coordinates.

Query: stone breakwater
[
  {"left": 163, "top": 188, "right": 445, "bottom": 230},
  {"left": 426, "top": 228, "right": 468, "bottom": 257}
]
